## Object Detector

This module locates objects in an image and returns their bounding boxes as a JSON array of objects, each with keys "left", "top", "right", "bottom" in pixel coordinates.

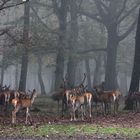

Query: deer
[
  {"left": 95, "top": 86, "right": 122, "bottom": 115},
  {"left": 51, "top": 88, "right": 64, "bottom": 113},
  {"left": 64, "top": 73, "right": 87, "bottom": 105},
  {"left": 68, "top": 92, "right": 92, "bottom": 121},
  {"left": 129, "top": 92, "right": 140, "bottom": 112},
  {"left": 11, "top": 89, "right": 37, "bottom": 124},
  {"left": 0, "top": 85, "right": 18, "bottom": 116}
]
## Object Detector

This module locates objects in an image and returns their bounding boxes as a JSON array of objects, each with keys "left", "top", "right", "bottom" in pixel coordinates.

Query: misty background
[{"left": 0, "top": 0, "right": 139, "bottom": 95}]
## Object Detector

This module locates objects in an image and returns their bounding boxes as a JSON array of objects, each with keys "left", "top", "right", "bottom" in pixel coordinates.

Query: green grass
[{"left": 0, "top": 124, "right": 139, "bottom": 138}]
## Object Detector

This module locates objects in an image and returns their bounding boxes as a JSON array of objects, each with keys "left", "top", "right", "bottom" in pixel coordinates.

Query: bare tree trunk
[
  {"left": 93, "top": 54, "right": 103, "bottom": 86},
  {"left": 67, "top": 0, "right": 78, "bottom": 87},
  {"left": 54, "top": 0, "right": 67, "bottom": 90},
  {"left": 37, "top": 56, "right": 46, "bottom": 95},
  {"left": 0, "top": 55, "right": 5, "bottom": 86},
  {"left": 120, "top": 73, "right": 128, "bottom": 95},
  {"left": 104, "top": 24, "right": 119, "bottom": 90},
  {"left": 125, "top": 9, "right": 140, "bottom": 109},
  {"left": 15, "top": 62, "right": 19, "bottom": 90},
  {"left": 85, "top": 58, "right": 91, "bottom": 89},
  {"left": 19, "top": 1, "right": 30, "bottom": 91}
]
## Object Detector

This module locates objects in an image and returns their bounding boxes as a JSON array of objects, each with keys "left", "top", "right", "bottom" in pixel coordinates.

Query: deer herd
[
  {"left": 0, "top": 73, "right": 139, "bottom": 124},
  {"left": 52, "top": 74, "right": 123, "bottom": 121}
]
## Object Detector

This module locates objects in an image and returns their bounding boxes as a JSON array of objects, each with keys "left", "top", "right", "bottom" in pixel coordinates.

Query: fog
[{"left": 0, "top": 0, "right": 139, "bottom": 95}]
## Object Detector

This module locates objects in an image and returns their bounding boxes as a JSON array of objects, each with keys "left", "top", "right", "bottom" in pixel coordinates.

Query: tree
[
  {"left": 79, "top": 0, "right": 139, "bottom": 90},
  {"left": 67, "top": 0, "right": 79, "bottom": 87},
  {"left": 18, "top": 0, "right": 30, "bottom": 91},
  {"left": 52, "top": 0, "right": 68, "bottom": 90},
  {"left": 125, "top": 9, "right": 140, "bottom": 109}
]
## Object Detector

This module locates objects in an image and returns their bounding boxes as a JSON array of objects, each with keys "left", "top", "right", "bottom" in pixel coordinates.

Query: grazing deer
[
  {"left": 68, "top": 92, "right": 92, "bottom": 121},
  {"left": 11, "top": 89, "right": 37, "bottom": 124}
]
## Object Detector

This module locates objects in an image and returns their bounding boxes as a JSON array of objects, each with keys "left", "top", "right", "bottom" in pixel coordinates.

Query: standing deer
[
  {"left": 129, "top": 92, "right": 140, "bottom": 112},
  {"left": 95, "top": 86, "right": 122, "bottom": 115},
  {"left": 11, "top": 89, "right": 37, "bottom": 124},
  {"left": 68, "top": 92, "right": 92, "bottom": 121}
]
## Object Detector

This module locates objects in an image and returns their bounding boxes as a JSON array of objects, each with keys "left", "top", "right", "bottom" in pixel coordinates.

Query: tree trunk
[
  {"left": 37, "top": 56, "right": 46, "bottom": 95},
  {"left": 67, "top": 0, "right": 78, "bottom": 87},
  {"left": 85, "top": 58, "right": 91, "bottom": 89},
  {"left": 67, "top": 56, "right": 77, "bottom": 87},
  {"left": 0, "top": 54, "right": 5, "bottom": 86},
  {"left": 124, "top": 9, "right": 140, "bottom": 110},
  {"left": 54, "top": 0, "right": 67, "bottom": 90},
  {"left": 19, "top": 1, "right": 30, "bottom": 91},
  {"left": 15, "top": 62, "right": 19, "bottom": 90},
  {"left": 93, "top": 54, "right": 103, "bottom": 86},
  {"left": 119, "top": 73, "right": 128, "bottom": 95},
  {"left": 104, "top": 25, "right": 119, "bottom": 90}
]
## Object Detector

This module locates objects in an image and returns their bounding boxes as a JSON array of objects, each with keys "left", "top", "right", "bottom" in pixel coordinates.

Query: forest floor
[{"left": 0, "top": 95, "right": 139, "bottom": 140}]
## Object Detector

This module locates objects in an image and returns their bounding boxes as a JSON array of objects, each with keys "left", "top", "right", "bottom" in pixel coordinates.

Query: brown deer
[
  {"left": 61, "top": 73, "right": 87, "bottom": 117},
  {"left": 129, "top": 92, "right": 140, "bottom": 112},
  {"left": 51, "top": 88, "right": 64, "bottom": 113},
  {"left": 0, "top": 85, "right": 17, "bottom": 115},
  {"left": 95, "top": 87, "right": 121, "bottom": 115},
  {"left": 11, "top": 89, "right": 37, "bottom": 124},
  {"left": 64, "top": 73, "right": 87, "bottom": 105},
  {"left": 68, "top": 92, "right": 92, "bottom": 121}
]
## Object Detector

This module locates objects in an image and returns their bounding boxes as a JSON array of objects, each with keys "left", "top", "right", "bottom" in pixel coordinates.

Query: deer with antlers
[
  {"left": 64, "top": 73, "right": 87, "bottom": 104},
  {"left": 11, "top": 89, "right": 37, "bottom": 124},
  {"left": 68, "top": 92, "right": 92, "bottom": 121}
]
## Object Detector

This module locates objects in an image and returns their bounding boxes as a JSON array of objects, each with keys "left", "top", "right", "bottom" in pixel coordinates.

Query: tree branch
[
  {"left": 30, "top": 5, "right": 59, "bottom": 35},
  {"left": 100, "top": 0, "right": 109, "bottom": 13},
  {"left": 118, "top": 18, "right": 137, "bottom": 41},
  {"left": 0, "top": 29, "right": 8, "bottom": 36},
  {"left": 0, "top": 0, "right": 28, "bottom": 11},
  {"left": 30, "top": 1, "right": 53, "bottom": 9},
  {"left": 5, "top": 30, "right": 22, "bottom": 45},
  {"left": 116, "top": 0, "right": 127, "bottom": 19},
  {"left": 78, "top": 48, "right": 106, "bottom": 54},
  {"left": 51, "top": 0, "right": 59, "bottom": 16},
  {"left": 94, "top": 0, "right": 107, "bottom": 18},
  {"left": 78, "top": 8, "right": 103, "bottom": 23},
  {"left": 118, "top": 2, "right": 140, "bottom": 24}
]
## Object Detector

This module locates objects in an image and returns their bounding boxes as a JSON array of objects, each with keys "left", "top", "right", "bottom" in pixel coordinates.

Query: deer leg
[
  {"left": 73, "top": 108, "right": 76, "bottom": 121},
  {"left": 70, "top": 110, "right": 73, "bottom": 121},
  {"left": 25, "top": 107, "right": 30, "bottom": 124},
  {"left": 101, "top": 102, "right": 104, "bottom": 115},
  {"left": 81, "top": 105, "right": 84, "bottom": 120},
  {"left": 12, "top": 106, "right": 20, "bottom": 124},
  {"left": 113, "top": 102, "right": 116, "bottom": 115},
  {"left": 104, "top": 103, "right": 107, "bottom": 115},
  {"left": 133, "top": 101, "right": 136, "bottom": 112},
  {"left": 89, "top": 101, "right": 92, "bottom": 118},
  {"left": 58, "top": 100, "right": 59, "bottom": 114},
  {"left": 12, "top": 111, "right": 16, "bottom": 124}
]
